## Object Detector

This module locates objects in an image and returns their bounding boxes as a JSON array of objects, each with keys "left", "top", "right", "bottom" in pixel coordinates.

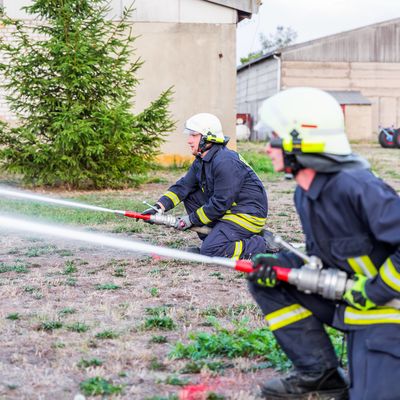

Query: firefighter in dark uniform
[
  {"left": 142, "top": 112, "right": 274, "bottom": 259},
  {"left": 248, "top": 87, "right": 400, "bottom": 400}
]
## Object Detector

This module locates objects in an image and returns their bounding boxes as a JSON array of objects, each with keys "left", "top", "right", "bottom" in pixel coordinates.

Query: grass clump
[
  {"left": 150, "top": 335, "right": 168, "bottom": 344},
  {"left": 79, "top": 376, "right": 123, "bottom": 396},
  {"left": 63, "top": 261, "right": 77, "bottom": 275},
  {"left": 39, "top": 321, "right": 63, "bottom": 331},
  {"left": 0, "top": 262, "right": 29, "bottom": 274},
  {"left": 67, "top": 322, "right": 90, "bottom": 333},
  {"left": 163, "top": 375, "right": 190, "bottom": 386},
  {"left": 77, "top": 358, "right": 103, "bottom": 368},
  {"left": 95, "top": 329, "right": 119, "bottom": 339},
  {"left": 143, "top": 307, "right": 176, "bottom": 331},
  {"left": 170, "top": 317, "right": 290, "bottom": 370},
  {"left": 95, "top": 283, "right": 121, "bottom": 290},
  {"left": 58, "top": 307, "right": 76, "bottom": 316},
  {"left": 6, "top": 313, "right": 20, "bottom": 321}
]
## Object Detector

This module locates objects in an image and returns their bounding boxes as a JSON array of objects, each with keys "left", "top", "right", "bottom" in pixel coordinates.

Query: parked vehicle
[{"left": 378, "top": 126, "right": 399, "bottom": 148}]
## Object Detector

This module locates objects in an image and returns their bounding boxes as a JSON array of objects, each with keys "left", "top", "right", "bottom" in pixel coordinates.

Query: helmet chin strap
[
  {"left": 196, "top": 136, "right": 213, "bottom": 158},
  {"left": 283, "top": 153, "right": 303, "bottom": 177}
]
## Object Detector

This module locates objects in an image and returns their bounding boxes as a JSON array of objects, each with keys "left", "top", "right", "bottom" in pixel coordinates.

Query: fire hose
[{"left": 0, "top": 214, "right": 399, "bottom": 309}]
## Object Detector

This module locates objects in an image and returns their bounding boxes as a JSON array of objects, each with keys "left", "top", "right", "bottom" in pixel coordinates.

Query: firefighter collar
[
  {"left": 304, "top": 173, "right": 330, "bottom": 200},
  {"left": 201, "top": 144, "right": 222, "bottom": 163}
]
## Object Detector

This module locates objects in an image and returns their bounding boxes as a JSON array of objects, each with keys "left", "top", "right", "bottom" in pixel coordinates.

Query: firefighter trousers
[
  {"left": 248, "top": 280, "right": 400, "bottom": 399},
  {"left": 184, "top": 189, "right": 266, "bottom": 259}
]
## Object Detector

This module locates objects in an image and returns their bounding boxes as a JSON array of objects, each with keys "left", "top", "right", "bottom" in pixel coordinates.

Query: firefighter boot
[{"left": 260, "top": 368, "right": 349, "bottom": 400}]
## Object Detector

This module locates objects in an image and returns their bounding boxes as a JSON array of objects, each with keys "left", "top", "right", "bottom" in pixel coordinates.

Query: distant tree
[
  {"left": 259, "top": 25, "right": 297, "bottom": 52},
  {"left": 0, "top": 0, "right": 175, "bottom": 189},
  {"left": 240, "top": 25, "right": 297, "bottom": 65}
]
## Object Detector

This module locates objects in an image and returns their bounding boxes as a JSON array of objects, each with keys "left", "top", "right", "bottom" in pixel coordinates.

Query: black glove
[
  {"left": 142, "top": 203, "right": 163, "bottom": 216},
  {"left": 247, "top": 254, "right": 280, "bottom": 287},
  {"left": 141, "top": 203, "right": 163, "bottom": 224}
]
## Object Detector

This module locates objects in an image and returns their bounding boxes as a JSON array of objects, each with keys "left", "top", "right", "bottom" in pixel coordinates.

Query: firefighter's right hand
[
  {"left": 247, "top": 254, "right": 279, "bottom": 287},
  {"left": 141, "top": 203, "right": 163, "bottom": 223},
  {"left": 142, "top": 203, "right": 163, "bottom": 216}
]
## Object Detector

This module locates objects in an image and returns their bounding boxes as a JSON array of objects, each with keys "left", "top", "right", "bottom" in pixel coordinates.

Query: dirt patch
[{"left": 0, "top": 143, "right": 398, "bottom": 399}]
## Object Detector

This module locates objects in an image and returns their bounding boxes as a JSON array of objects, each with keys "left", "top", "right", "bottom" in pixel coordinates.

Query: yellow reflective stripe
[
  {"left": 347, "top": 256, "right": 377, "bottom": 278},
  {"left": 265, "top": 304, "right": 312, "bottom": 331},
  {"left": 164, "top": 191, "right": 180, "bottom": 207},
  {"left": 231, "top": 240, "right": 243, "bottom": 260},
  {"left": 344, "top": 306, "right": 400, "bottom": 325},
  {"left": 196, "top": 206, "right": 212, "bottom": 224},
  {"left": 221, "top": 213, "right": 266, "bottom": 233},
  {"left": 380, "top": 258, "right": 400, "bottom": 292}
]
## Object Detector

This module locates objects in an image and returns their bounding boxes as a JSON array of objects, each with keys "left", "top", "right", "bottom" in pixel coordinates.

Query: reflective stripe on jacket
[
  {"left": 294, "top": 168, "right": 400, "bottom": 325},
  {"left": 158, "top": 145, "right": 268, "bottom": 232}
]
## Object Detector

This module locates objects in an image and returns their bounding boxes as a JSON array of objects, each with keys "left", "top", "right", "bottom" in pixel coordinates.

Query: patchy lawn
[{"left": 0, "top": 143, "right": 398, "bottom": 399}]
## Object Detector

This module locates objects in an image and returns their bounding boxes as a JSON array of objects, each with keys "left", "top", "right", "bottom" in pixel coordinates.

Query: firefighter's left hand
[
  {"left": 175, "top": 215, "right": 193, "bottom": 231},
  {"left": 343, "top": 274, "right": 376, "bottom": 310}
]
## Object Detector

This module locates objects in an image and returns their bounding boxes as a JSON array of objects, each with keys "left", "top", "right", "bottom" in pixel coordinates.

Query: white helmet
[
  {"left": 184, "top": 113, "right": 226, "bottom": 144},
  {"left": 259, "top": 87, "right": 351, "bottom": 156}
]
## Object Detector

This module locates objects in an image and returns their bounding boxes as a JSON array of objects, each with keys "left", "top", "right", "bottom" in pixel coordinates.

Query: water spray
[
  {"left": 0, "top": 186, "right": 210, "bottom": 235},
  {"left": 0, "top": 214, "right": 253, "bottom": 273}
]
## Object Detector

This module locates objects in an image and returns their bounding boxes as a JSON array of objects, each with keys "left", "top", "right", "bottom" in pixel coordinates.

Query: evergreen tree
[{"left": 0, "top": 0, "right": 174, "bottom": 189}]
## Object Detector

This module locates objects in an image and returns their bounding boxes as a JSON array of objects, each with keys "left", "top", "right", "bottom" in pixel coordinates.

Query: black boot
[
  {"left": 260, "top": 368, "right": 349, "bottom": 400},
  {"left": 260, "top": 229, "right": 283, "bottom": 253}
]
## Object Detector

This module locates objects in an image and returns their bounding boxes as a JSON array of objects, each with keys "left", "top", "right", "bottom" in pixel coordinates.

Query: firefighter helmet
[
  {"left": 259, "top": 87, "right": 352, "bottom": 156},
  {"left": 184, "top": 113, "right": 228, "bottom": 144}
]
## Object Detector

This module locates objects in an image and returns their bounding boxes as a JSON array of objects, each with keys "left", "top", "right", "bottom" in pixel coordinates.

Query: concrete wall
[
  {"left": 281, "top": 60, "right": 400, "bottom": 137},
  {"left": 133, "top": 22, "right": 237, "bottom": 163}
]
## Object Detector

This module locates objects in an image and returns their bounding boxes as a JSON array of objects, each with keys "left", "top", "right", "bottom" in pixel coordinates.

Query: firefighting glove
[
  {"left": 343, "top": 274, "right": 376, "bottom": 310},
  {"left": 175, "top": 215, "right": 193, "bottom": 231},
  {"left": 247, "top": 254, "right": 279, "bottom": 287},
  {"left": 142, "top": 203, "right": 163, "bottom": 216},
  {"left": 141, "top": 203, "right": 163, "bottom": 224}
]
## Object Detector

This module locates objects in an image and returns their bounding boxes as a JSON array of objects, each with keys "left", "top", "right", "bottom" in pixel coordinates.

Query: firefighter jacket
[
  {"left": 294, "top": 168, "right": 400, "bottom": 325},
  {"left": 158, "top": 144, "right": 268, "bottom": 233}
]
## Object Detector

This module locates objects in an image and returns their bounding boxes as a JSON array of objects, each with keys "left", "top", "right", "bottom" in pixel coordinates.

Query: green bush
[{"left": 0, "top": 0, "right": 174, "bottom": 188}]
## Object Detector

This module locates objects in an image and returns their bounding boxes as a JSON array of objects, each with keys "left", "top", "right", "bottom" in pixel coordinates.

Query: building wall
[
  {"left": 281, "top": 60, "right": 400, "bottom": 137},
  {"left": 0, "top": 0, "right": 238, "bottom": 164},
  {"left": 344, "top": 105, "right": 372, "bottom": 141},
  {"left": 134, "top": 22, "right": 237, "bottom": 163},
  {"left": 236, "top": 57, "right": 278, "bottom": 135}
]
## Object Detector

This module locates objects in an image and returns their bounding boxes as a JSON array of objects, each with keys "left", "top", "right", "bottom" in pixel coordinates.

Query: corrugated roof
[
  {"left": 237, "top": 17, "right": 400, "bottom": 70},
  {"left": 327, "top": 90, "right": 371, "bottom": 105}
]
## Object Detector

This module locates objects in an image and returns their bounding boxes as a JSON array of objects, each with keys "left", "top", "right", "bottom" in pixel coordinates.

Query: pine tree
[{"left": 0, "top": 0, "right": 174, "bottom": 189}]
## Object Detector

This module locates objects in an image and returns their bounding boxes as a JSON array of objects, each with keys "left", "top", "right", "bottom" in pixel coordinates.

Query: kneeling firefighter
[
  {"left": 247, "top": 87, "right": 400, "bottom": 399},
  {"left": 142, "top": 112, "right": 278, "bottom": 259}
]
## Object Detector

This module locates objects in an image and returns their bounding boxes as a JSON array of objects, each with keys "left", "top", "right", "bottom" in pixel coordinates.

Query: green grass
[
  {"left": 150, "top": 335, "right": 168, "bottom": 344},
  {"left": 67, "top": 322, "right": 90, "bottom": 333},
  {"left": 143, "top": 307, "right": 176, "bottom": 331},
  {"left": 95, "top": 329, "right": 119, "bottom": 339},
  {"left": 0, "top": 262, "right": 29, "bottom": 274},
  {"left": 62, "top": 260, "right": 77, "bottom": 275},
  {"left": 58, "top": 307, "right": 77, "bottom": 316},
  {"left": 95, "top": 283, "right": 120, "bottom": 290},
  {"left": 77, "top": 358, "right": 103, "bottom": 368},
  {"left": 240, "top": 151, "right": 276, "bottom": 174},
  {"left": 79, "top": 377, "right": 123, "bottom": 396},
  {"left": 170, "top": 317, "right": 290, "bottom": 370},
  {"left": 39, "top": 321, "right": 63, "bottom": 331},
  {"left": 6, "top": 313, "right": 20, "bottom": 321}
]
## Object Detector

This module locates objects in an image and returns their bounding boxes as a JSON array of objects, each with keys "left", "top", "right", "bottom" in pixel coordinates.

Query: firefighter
[
  {"left": 142, "top": 112, "right": 277, "bottom": 259},
  {"left": 248, "top": 87, "right": 400, "bottom": 400}
]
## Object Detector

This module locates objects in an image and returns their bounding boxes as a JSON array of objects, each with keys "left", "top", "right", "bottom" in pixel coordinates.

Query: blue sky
[{"left": 237, "top": 0, "right": 400, "bottom": 63}]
